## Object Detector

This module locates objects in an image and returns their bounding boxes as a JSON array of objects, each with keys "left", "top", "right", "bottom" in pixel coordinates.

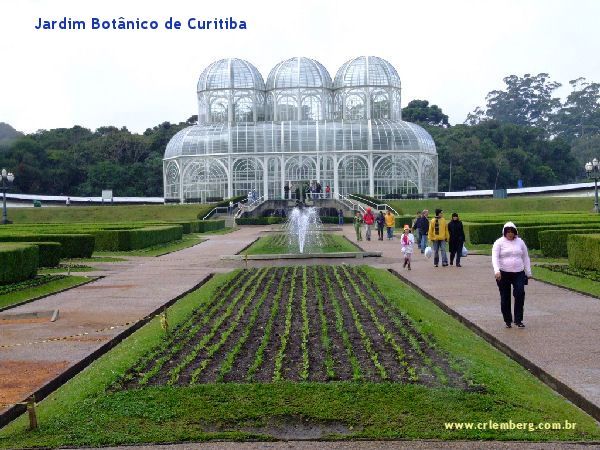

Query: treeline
[
  {"left": 1, "top": 73, "right": 598, "bottom": 196},
  {"left": 0, "top": 118, "right": 195, "bottom": 196}
]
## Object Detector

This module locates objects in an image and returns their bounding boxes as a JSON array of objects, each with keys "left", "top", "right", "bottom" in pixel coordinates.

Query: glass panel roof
[
  {"left": 266, "top": 57, "right": 333, "bottom": 90},
  {"left": 197, "top": 58, "right": 265, "bottom": 92}
]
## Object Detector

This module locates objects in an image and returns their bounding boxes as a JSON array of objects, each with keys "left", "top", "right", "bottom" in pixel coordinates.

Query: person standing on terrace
[{"left": 492, "top": 222, "right": 532, "bottom": 329}]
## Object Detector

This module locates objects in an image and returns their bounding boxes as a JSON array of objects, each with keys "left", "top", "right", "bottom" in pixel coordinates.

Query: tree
[
  {"left": 466, "top": 73, "right": 562, "bottom": 132},
  {"left": 402, "top": 100, "right": 449, "bottom": 127},
  {"left": 552, "top": 78, "right": 600, "bottom": 142}
]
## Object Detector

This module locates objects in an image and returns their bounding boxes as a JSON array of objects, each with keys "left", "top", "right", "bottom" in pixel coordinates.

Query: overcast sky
[{"left": 2, "top": 0, "right": 600, "bottom": 134}]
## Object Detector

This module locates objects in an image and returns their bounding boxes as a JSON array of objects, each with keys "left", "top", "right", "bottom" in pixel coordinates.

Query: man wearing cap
[{"left": 428, "top": 208, "right": 449, "bottom": 267}]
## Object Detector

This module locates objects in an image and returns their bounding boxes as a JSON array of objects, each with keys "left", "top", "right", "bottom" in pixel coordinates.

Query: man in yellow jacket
[
  {"left": 428, "top": 208, "right": 449, "bottom": 267},
  {"left": 384, "top": 210, "right": 395, "bottom": 240}
]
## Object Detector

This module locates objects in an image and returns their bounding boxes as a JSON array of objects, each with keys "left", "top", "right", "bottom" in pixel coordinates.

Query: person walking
[
  {"left": 325, "top": 185, "right": 331, "bottom": 198},
  {"left": 353, "top": 211, "right": 363, "bottom": 241},
  {"left": 414, "top": 209, "right": 429, "bottom": 253},
  {"left": 400, "top": 224, "right": 415, "bottom": 270},
  {"left": 338, "top": 208, "right": 344, "bottom": 226},
  {"left": 412, "top": 210, "right": 421, "bottom": 246},
  {"left": 376, "top": 211, "right": 385, "bottom": 241},
  {"left": 428, "top": 208, "right": 449, "bottom": 267},
  {"left": 385, "top": 209, "right": 395, "bottom": 240},
  {"left": 363, "top": 207, "right": 375, "bottom": 241},
  {"left": 448, "top": 212, "right": 465, "bottom": 267},
  {"left": 492, "top": 222, "right": 532, "bottom": 329},
  {"left": 284, "top": 183, "right": 290, "bottom": 200}
]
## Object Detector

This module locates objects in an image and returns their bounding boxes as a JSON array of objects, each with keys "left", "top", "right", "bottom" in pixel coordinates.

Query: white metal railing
[
  {"left": 338, "top": 194, "right": 365, "bottom": 214},
  {"left": 348, "top": 194, "right": 399, "bottom": 216},
  {"left": 235, "top": 196, "right": 265, "bottom": 218}
]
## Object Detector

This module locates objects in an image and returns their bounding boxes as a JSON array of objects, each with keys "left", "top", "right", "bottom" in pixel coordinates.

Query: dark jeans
[
  {"left": 377, "top": 225, "right": 384, "bottom": 240},
  {"left": 386, "top": 226, "right": 394, "bottom": 239},
  {"left": 496, "top": 270, "right": 526, "bottom": 324},
  {"left": 450, "top": 241, "right": 464, "bottom": 265}
]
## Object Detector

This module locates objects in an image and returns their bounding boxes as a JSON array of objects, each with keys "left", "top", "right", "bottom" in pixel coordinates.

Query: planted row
[{"left": 118, "top": 265, "right": 465, "bottom": 387}]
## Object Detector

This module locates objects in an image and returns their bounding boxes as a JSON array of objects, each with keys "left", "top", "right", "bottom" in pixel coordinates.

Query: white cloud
[{"left": 1, "top": 0, "right": 600, "bottom": 133}]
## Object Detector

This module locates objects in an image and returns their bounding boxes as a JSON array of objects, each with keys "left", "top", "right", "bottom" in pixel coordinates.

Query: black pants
[
  {"left": 377, "top": 225, "right": 384, "bottom": 240},
  {"left": 496, "top": 270, "right": 526, "bottom": 324}
]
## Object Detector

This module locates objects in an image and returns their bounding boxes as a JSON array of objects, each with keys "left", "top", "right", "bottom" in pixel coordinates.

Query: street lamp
[
  {"left": 1, "top": 168, "right": 15, "bottom": 224},
  {"left": 585, "top": 158, "right": 600, "bottom": 213}
]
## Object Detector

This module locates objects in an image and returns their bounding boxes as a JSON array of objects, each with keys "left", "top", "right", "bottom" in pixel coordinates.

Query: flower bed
[{"left": 117, "top": 266, "right": 465, "bottom": 387}]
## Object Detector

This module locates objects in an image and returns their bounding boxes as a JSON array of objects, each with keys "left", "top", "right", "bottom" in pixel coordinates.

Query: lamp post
[
  {"left": 1, "top": 168, "right": 15, "bottom": 224},
  {"left": 585, "top": 158, "right": 600, "bottom": 213}
]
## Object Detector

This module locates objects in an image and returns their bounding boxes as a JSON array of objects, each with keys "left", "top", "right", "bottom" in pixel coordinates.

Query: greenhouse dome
[{"left": 164, "top": 56, "right": 438, "bottom": 203}]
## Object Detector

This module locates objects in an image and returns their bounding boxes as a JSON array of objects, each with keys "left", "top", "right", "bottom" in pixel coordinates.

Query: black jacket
[
  {"left": 448, "top": 219, "right": 465, "bottom": 244},
  {"left": 414, "top": 216, "right": 429, "bottom": 234}
]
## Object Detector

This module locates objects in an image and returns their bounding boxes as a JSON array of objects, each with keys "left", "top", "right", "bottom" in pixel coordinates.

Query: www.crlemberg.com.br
[
  {"left": 34, "top": 17, "right": 247, "bottom": 30},
  {"left": 445, "top": 420, "right": 577, "bottom": 432}
]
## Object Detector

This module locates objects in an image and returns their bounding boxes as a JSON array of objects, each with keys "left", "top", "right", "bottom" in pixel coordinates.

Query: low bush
[
  {"left": 236, "top": 217, "right": 284, "bottom": 225},
  {"left": 0, "top": 243, "right": 38, "bottom": 285},
  {"left": 30, "top": 242, "right": 61, "bottom": 267},
  {"left": 539, "top": 229, "right": 600, "bottom": 257},
  {"left": 93, "top": 225, "right": 183, "bottom": 251},
  {"left": 395, "top": 215, "right": 414, "bottom": 228},
  {"left": 468, "top": 222, "right": 600, "bottom": 247},
  {"left": 197, "top": 220, "right": 225, "bottom": 232},
  {"left": 568, "top": 234, "right": 600, "bottom": 271},
  {"left": 0, "top": 234, "right": 94, "bottom": 258}
]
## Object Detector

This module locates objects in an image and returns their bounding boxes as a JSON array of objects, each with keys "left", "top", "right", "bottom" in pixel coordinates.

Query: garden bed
[
  {"left": 242, "top": 234, "right": 360, "bottom": 255},
  {"left": 117, "top": 266, "right": 463, "bottom": 387}
]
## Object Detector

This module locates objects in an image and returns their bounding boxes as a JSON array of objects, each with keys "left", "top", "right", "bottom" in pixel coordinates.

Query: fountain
[{"left": 284, "top": 205, "right": 323, "bottom": 253}]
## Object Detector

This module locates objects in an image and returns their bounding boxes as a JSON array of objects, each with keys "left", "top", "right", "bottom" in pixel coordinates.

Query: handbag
[{"left": 461, "top": 244, "right": 468, "bottom": 257}]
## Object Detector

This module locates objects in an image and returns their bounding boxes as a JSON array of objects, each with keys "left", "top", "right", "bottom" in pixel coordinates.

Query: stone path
[{"left": 1, "top": 225, "right": 599, "bottom": 448}]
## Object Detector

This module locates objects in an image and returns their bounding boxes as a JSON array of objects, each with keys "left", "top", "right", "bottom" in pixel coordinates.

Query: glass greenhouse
[{"left": 164, "top": 56, "right": 438, "bottom": 202}]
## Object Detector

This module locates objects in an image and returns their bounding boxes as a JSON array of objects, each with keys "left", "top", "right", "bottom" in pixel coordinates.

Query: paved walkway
[{"left": 1, "top": 225, "right": 599, "bottom": 447}]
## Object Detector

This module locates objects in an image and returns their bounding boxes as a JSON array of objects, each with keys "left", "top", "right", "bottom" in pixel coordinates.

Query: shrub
[
  {"left": 0, "top": 243, "right": 38, "bottom": 285},
  {"left": 93, "top": 225, "right": 183, "bottom": 251},
  {"left": 568, "top": 234, "right": 600, "bottom": 271},
  {"left": 198, "top": 220, "right": 225, "bottom": 232},
  {"left": 236, "top": 217, "right": 284, "bottom": 225},
  {"left": 395, "top": 215, "right": 414, "bottom": 228},
  {"left": 30, "top": 242, "right": 62, "bottom": 267},
  {"left": 539, "top": 229, "right": 600, "bottom": 257},
  {"left": 0, "top": 234, "right": 94, "bottom": 258}
]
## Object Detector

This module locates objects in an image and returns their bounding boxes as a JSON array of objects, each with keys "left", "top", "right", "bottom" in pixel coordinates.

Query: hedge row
[
  {"left": 539, "top": 229, "right": 600, "bottom": 257},
  {"left": 197, "top": 219, "right": 225, "bottom": 232},
  {"left": 237, "top": 217, "right": 285, "bottom": 225},
  {"left": 468, "top": 222, "right": 600, "bottom": 248},
  {"left": 0, "top": 234, "right": 95, "bottom": 258},
  {"left": 0, "top": 244, "right": 38, "bottom": 285},
  {"left": 568, "top": 234, "right": 600, "bottom": 270},
  {"left": 93, "top": 225, "right": 183, "bottom": 251}
]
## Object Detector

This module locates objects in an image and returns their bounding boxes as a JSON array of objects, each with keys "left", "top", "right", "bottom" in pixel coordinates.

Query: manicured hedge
[
  {"left": 395, "top": 215, "right": 414, "bottom": 228},
  {"left": 320, "top": 216, "right": 351, "bottom": 224},
  {"left": 236, "top": 217, "right": 284, "bottom": 225},
  {"left": 197, "top": 219, "right": 225, "bottom": 232},
  {"left": 539, "top": 229, "right": 600, "bottom": 257},
  {"left": 0, "top": 234, "right": 94, "bottom": 258},
  {"left": 93, "top": 225, "right": 183, "bottom": 251},
  {"left": 468, "top": 222, "right": 600, "bottom": 247},
  {"left": 0, "top": 243, "right": 38, "bottom": 285},
  {"left": 30, "top": 242, "right": 61, "bottom": 267},
  {"left": 568, "top": 234, "right": 600, "bottom": 271}
]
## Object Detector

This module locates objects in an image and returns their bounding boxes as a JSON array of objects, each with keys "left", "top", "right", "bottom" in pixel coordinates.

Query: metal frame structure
[{"left": 164, "top": 56, "right": 438, "bottom": 202}]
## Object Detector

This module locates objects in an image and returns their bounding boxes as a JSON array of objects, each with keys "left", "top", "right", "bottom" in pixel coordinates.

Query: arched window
[
  {"left": 344, "top": 94, "right": 365, "bottom": 120},
  {"left": 277, "top": 95, "right": 298, "bottom": 121},
  {"left": 371, "top": 93, "right": 390, "bottom": 119},
  {"left": 338, "top": 155, "right": 369, "bottom": 195},
  {"left": 301, "top": 95, "right": 322, "bottom": 120},
  {"left": 210, "top": 98, "right": 228, "bottom": 123},
  {"left": 234, "top": 97, "right": 253, "bottom": 122}
]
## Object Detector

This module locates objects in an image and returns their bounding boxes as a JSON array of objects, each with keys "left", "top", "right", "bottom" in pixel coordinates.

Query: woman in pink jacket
[{"left": 492, "top": 222, "right": 532, "bottom": 329}]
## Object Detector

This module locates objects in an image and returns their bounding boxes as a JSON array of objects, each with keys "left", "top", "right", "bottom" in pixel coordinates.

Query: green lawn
[
  {"left": 1, "top": 268, "right": 597, "bottom": 447},
  {"left": 0, "top": 275, "right": 92, "bottom": 310},
  {"left": 6, "top": 204, "right": 212, "bottom": 224},
  {"left": 244, "top": 234, "right": 360, "bottom": 255},
  {"left": 533, "top": 266, "right": 600, "bottom": 298}
]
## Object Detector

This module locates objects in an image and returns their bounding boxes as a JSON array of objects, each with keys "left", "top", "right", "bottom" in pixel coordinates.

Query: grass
[
  {"left": 1, "top": 268, "right": 598, "bottom": 447},
  {"left": 0, "top": 275, "right": 92, "bottom": 310},
  {"left": 6, "top": 204, "right": 213, "bottom": 224},
  {"left": 38, "top": 266, "right": 95, "bottom": 274},
  {"left": 244, "top": 234, "right": 360, "bottom": 255},
  {"left": 65, "top": 256, "right": 127, "bottom": 263},
  {"left": 95, "top": 234, "right": 205, "bottom": 257},
  {"left": 532, "top": 266, "right": 600, "bottom": 298}
]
